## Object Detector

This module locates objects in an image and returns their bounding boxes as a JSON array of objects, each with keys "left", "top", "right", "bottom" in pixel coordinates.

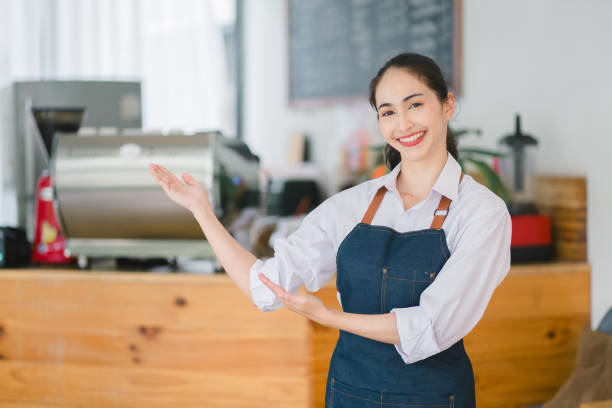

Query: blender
[{"left": 499, "top": 114, "right": 552, "bottom": 262}]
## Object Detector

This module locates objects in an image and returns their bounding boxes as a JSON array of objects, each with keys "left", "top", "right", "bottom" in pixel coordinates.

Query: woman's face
[{"left": 374, "top": 67, "right": 454, "bottom": 164}]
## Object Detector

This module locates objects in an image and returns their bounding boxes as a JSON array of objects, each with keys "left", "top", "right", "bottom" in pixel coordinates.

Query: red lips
[{"left": 396, "top": 130, "right": 426, "bottom": 147}]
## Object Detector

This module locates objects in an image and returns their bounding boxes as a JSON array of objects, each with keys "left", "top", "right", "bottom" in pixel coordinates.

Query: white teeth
[{"left": 399, "top": 131, "right": 425, "bottom": 142}]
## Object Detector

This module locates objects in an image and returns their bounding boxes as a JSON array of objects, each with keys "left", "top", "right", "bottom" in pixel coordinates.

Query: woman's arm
[
  {"left": 149, "top": 163, "right": 256, "bottom": 304},
  {"left": 257, "top": 201, "right": 511, "bottom": 350},
  {"left": 324, "top": 310, "right": 400, "bottom": 344},
  {"left": 258, "top": 274, "right": 400, "bottom": 344},
  {"left": 193, "top": 207, "right": 257, "bottom": 304}
]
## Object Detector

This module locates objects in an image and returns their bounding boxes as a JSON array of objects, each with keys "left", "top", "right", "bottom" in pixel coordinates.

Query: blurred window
[{"left": 0, "top": 0, "right": 237, "bottom": 136}]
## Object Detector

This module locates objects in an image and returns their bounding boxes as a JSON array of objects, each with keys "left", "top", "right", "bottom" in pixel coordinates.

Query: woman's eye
[
  {"left": 408, "top": 103, "right": 422, "bottom": 110},
  {"left": 380, "top": 110, "right": 394, "bottom": 117}
]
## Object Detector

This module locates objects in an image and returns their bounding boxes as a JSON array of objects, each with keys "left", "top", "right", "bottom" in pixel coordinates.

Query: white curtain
[
  {"left": 0, "top": 0, "right": 235, "bottom": 135},
  {"left": 0, "top": 0, "right": 234, "bottom": 224}
]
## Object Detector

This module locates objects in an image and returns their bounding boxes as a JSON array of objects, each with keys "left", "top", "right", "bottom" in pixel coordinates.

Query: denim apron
[{"left": 325, "top": 175, "right": 475, "bottom": 408}]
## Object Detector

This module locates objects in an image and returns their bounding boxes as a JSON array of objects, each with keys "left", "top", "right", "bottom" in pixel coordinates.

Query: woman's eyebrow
[{"left": 377, "top": 93, "right": 424, "bottom": 110}]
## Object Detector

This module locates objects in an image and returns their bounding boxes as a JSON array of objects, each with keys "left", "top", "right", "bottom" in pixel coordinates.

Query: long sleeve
[
  {"left": 390, "top": 202, "right": 512, "bottom": 364},
  {"left": 249, "top": 197, "right": 338, "bottom": 312}
]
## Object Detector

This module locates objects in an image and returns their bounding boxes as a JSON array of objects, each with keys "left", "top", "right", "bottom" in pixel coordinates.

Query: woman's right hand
[{"left": 149, "top": 163, "right": 212, "bottom": 214}]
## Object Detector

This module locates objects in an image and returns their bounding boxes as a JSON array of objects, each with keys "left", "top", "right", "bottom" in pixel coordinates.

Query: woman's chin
[{"left": 396, "top": 144, "right": 429, "bottom": 162}]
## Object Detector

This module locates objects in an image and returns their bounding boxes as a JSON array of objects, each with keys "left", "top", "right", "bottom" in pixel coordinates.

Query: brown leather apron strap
[
  {"left": 361, "top": 173, "right": 464, "bottom": 227},
  {"left": 430, "top": 173, "right": 464, "bottom": 230},
  {"left": 361, "top": 186, "right": 387, "bottom": 224},
  {"left": 430, "top": 196, "right": 452, "bottom": 230}
]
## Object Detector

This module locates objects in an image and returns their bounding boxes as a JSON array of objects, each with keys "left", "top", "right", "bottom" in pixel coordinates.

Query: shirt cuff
[
  {"left": 249, "top": 258, "right": 284, "bottom": 312},
  {"left": 391, "top": 307, "right": 441, "bottom": 364}
]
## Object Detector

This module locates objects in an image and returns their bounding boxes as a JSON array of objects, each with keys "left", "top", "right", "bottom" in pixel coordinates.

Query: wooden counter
[{"left": 0, "top": 262, "right": 590, "bottom": 407}]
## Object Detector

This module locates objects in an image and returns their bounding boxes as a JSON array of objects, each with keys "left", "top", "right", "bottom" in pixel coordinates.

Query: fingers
[
  {"left": 182, "top": 173, "right": 197, "bottom": 186},
  {"left": 258, "top": 274, "right": 322, "bottom": 318},
  {"left": 150, "top": 164, "right": 196, "bottom": 187},
  {"left": 149, "top": 163, "right": 160, "bottom": 181},
  {"left": 149, "top": 163, "right": 183, "bottom": 190},
  {"left": 258, "top": 273, "right": 281, "bottom": 292},
  {"left": 152, "top": 164, "right": 177, "bottom": 183},
  {"left": 150, "top": 166, "right": 172, "bottom": 190},
  {"left": 258, "top": 273, "right": 291, "bottom": 300}
]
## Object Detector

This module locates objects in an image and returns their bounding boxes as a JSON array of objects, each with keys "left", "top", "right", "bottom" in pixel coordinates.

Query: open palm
[{"left": 149, "top": 163, "right": 211, "bottom": 213}]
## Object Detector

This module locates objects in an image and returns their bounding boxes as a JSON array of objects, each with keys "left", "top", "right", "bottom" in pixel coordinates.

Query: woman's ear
[{"left": 444, "top": 92, "right": 455, "bottom": 120}]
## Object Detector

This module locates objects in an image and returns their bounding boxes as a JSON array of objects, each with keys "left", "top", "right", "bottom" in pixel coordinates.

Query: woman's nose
[{"left": 397, "top": 112, "right": 414, "bottom": 131}]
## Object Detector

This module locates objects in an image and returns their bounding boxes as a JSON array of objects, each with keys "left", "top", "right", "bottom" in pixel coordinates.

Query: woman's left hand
[{"left": 258, "top": 273, "right": 330, "bottom": 324}]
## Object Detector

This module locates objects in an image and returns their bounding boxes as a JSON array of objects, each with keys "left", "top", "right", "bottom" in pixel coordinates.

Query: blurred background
[
  {"left": 2, "top": 0, "right": 607, "bottom": 326},
  {"left": 0, "top": 1, "right": 611, "bottom": 407}
]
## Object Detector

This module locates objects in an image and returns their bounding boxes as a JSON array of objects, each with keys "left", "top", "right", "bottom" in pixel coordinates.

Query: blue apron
[{"left": 326, "top": 176, "right": 475, "bottom": 408}]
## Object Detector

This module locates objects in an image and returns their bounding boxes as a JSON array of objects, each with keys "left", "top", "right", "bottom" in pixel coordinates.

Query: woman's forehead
[{"left": 375, "top": 68, "right": 431, "bottom": 103}]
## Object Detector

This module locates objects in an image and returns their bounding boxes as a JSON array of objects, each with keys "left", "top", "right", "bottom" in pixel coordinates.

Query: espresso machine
[
  {"left": 51, "top": 130, "right": 260, "bottom": 269},
  {"left": 0, "top": 80, "right": 142, "bottom": 242},
  {"left": 1, "top": 81, "right": 260, "bottom": 269}
]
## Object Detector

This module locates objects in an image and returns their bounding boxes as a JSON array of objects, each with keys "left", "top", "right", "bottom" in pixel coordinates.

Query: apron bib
[{"left": 326, "top": 175, "right": 475, "bottom": 408}]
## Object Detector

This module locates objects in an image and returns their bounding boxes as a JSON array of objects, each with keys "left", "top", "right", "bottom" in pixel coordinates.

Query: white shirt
[{"left": 249, "top": 152, "right": 512, "bottom": 364}]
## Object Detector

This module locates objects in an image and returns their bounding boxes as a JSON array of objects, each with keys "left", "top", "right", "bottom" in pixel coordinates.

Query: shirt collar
[{"left": 376, "top": 152, "right": 462, "bottom": 201}]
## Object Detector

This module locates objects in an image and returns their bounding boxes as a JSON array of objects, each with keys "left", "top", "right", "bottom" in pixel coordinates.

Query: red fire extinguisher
[{"left": 32, "top": 170, "right": 74, "bottom": 264}]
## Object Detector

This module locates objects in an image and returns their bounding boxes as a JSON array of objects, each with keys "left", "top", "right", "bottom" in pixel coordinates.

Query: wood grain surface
[
  {"left": 0, "top": 270, "right": 310, "bottom": 408},
  {"left": 580, "top": 401, "right": 612, "bottom": 408},
  {"left": 536, "top": 176, "right": 587, "bottom": 261},
  {"left": 0, "top": 262, "right": 590, "bottom": 407}
]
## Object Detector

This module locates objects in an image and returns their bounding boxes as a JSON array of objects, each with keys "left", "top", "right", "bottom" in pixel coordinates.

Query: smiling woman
[
  {"left": 369, "top": 54, "right": 460, "bottom": 176},
  {"left": 150, "top": 53, "right": 511, "bottom": 408}
]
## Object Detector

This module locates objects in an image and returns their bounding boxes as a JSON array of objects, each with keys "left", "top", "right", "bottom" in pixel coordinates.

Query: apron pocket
[
  {"left": 330, "top": 377, "right": 454, "bottom": 408},
  {"left": 330, "top": 377, "right": 384, "bottom": 408},
  {"left": 384, "top": 267, "right": 435, "bottom": 310},
  {"left": 383, "top": 388, "right": 454, "bottom": 407}
]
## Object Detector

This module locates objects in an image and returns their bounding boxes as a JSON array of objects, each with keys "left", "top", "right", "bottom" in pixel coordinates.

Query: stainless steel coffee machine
[
  {"left": 1, "top": 81, "right": 260, "bottom": 269},
  {"left": 0, "top": 80, "right": 142, "bottom": 240},
  {"left": 51, "top": 130, "right": 260, "bottom": 268}
]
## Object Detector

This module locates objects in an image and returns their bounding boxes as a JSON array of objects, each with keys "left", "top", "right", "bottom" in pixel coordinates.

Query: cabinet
[{"left": 0, "top": 262, "right": 590, "bottom": 407}]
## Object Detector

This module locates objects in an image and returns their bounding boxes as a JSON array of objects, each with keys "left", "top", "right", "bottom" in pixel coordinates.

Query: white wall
[
  {"left": 243, "top": 0, "right": 612, "bottom": 328},
  {"left": 242, "top": 0, "right": 380, "bottom": 193},
  {"left": 460, "top": 1, "right": 612, "bottom": 329}
]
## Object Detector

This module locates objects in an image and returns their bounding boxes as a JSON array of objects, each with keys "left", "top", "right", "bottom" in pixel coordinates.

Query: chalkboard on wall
[{"left": 289, "top": 0, "right": 461, "bottom": 106}]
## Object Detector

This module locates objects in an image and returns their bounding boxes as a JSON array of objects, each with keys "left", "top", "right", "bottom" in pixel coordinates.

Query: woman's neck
[{"left": 396, "top": 150, "right": 448, "bottom": 198}]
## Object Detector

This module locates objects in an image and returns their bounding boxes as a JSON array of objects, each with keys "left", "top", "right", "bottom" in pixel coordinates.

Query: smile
[{"left": 397, "top": 130, "right": 426, "bottom": 147}]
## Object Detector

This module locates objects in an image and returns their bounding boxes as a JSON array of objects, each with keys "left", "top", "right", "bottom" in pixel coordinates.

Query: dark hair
[{"left": 368, "top": 53, "right": 458, "bottom": 169}]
